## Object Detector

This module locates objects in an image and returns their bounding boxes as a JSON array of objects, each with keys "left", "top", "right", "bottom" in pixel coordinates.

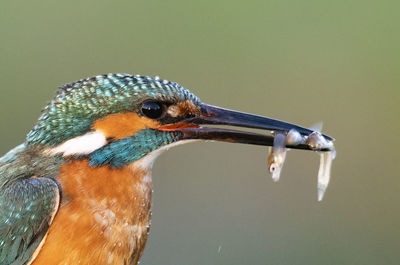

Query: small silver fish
[
  {"left": 266, "top": 128, "right": 335, "bottom": 201},
  {"left": 305, "top": 131, "right": 335, "bottom": 201},
  {"left": 267, "top": 132, "right": 287, "bottom": 182},
  {"left": 306, "top": 131, "right": 334, "bottom": 151},
  {"left": 317, "top": 150, "right": 336, "bottom": 201},
  {"left": 285, "top": 129, "right": 305, "bottom": 146}
]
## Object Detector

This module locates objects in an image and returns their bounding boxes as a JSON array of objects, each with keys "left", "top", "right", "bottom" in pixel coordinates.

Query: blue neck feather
[{"left": 88, "top": 129, "right": 182, "bottom": 168}]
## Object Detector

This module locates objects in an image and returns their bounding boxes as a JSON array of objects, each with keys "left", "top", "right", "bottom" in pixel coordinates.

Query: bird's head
[{"left": 26, "top": 73, "right": 332, "bottom": 168}]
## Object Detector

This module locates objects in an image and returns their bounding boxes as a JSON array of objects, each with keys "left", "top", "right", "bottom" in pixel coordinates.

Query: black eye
[{"left": 141, "top": 101, "right": 165, "bottom": 119}]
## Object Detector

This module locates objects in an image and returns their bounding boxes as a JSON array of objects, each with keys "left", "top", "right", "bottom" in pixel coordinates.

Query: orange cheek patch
[
  {"left": 178, "top": 100, "right": 201, "bottom": 115},
  {"left": 167, "top": 100, "right": 201, "bottom": 117},
  {"left": 92, "top": 112, "right": 160, "bottom": 140}
]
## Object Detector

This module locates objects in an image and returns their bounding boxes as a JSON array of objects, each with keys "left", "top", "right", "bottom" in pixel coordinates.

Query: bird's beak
[{"left": 159, "top": 104, "right": 334, "bottom": 151}]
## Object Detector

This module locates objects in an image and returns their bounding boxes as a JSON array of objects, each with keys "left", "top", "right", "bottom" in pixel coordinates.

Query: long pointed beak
[{"left": 160, "top": 104, "right": 334, "bottom": 151}]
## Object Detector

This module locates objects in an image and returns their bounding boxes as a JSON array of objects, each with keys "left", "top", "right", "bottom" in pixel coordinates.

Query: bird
[{"left": 0, "top": 73, "right": 332, "bottom": 265}]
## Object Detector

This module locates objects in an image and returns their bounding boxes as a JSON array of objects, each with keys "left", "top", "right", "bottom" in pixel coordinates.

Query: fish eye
[{"left": 141, "top": 101, "right": 165, "bottom": 119}]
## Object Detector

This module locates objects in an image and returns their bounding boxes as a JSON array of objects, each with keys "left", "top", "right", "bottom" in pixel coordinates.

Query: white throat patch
[
  {"left": 135, "top": 140, "right": 200, "bottom": 170},
  {"left": 46, "top": 131, "right": 107, "bottom": 156}
]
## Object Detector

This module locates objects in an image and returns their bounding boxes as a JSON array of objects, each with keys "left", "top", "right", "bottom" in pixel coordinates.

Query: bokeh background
[{"left": 1, "top": 0, "right": 399, "bottom": 264}]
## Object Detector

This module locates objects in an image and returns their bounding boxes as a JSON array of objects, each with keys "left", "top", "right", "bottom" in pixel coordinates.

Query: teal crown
[{"left": 26, "top": 74, "right": 201, "bottom": 147}]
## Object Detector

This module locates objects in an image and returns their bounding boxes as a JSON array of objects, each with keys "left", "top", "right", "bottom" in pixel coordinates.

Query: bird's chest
[{"left": 33, "top": 160, "right": 153, "bottom": 265}]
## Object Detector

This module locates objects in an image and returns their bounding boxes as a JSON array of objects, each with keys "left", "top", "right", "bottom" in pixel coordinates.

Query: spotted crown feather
[{"left": 26, "top": 74, "right": 201, "bottom": 146}]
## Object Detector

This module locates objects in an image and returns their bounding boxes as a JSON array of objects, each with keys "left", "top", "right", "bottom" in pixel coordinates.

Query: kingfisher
[{"left": 0, "top": 74, "right": 332, "bottom": 265}]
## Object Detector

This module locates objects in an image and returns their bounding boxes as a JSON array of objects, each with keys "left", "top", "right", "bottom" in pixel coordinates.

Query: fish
[
  {"left": 305, "top": 131, "right": 336, "bottom": 201},
  {"left": 286, "top": 129, "right": 306, "bottom": 146},
  {"left": 316, "top": 150, "right": 336, "bottom": 201},
  {"left": 267, "top": 132, "right": 287, "bottom": 182},
  {"left": 306, "top": 131, "right": 334, "bottom": 151},
  {"left": 267, "top": 129, "right": 336, "bottom": 201}
]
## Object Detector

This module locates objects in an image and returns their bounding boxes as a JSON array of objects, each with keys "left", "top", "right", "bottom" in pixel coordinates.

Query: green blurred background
[{"left": 1, "top": 0, "right": 399, "bottom": 264}]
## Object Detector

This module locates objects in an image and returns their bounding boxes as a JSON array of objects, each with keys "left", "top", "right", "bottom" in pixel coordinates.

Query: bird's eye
[{"left": 141, "top": 101, "right": 165, "bottom": 119}]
